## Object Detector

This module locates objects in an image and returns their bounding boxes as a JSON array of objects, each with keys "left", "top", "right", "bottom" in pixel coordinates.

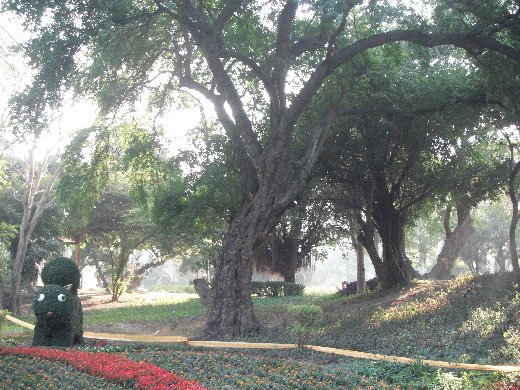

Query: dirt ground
[
  {"left": 83, "top": 290, "right": 207, "bottom": 338},
  {"left": 18, "top": 290, "right": 206, "bottom": 338}
]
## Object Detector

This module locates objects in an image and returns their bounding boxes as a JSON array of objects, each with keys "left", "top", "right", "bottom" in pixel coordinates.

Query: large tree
[
  {"left": 5, "top": 0, "right": 520, "bottom": 337},
  {"left": 318, "top": 41, "right": 505, "bottom": 286}
]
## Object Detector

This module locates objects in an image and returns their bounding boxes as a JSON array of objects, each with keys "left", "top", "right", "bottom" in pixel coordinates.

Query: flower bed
[{"left": 0, "top": 346, "right": 205, "bottom": 390}]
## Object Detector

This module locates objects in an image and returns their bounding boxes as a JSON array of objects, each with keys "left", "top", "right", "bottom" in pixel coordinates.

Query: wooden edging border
[{"left": 4, "top": 315, "right": 520, "bottom": 372}]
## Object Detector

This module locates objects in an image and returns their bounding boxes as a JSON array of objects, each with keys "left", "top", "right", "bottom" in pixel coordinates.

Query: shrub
[
  {"left": 250, "top": 281, "right": 304, "bottom": 297},
  {"left": 288, "top": 304, "right": 323, "bottom": 347}
]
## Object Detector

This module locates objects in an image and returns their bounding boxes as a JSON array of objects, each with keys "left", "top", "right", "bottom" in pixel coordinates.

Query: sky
[{"left": 0, "top": 8, "right": 205, "bottom": 162}]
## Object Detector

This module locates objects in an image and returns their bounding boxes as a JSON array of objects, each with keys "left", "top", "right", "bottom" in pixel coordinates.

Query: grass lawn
[{"left": 2, "top": 273, "right": 520, "bottom": 389}]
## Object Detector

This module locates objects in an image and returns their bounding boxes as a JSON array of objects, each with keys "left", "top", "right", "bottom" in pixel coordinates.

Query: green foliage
[
  {"left": 149, "top": 125, "right": 241, "bottom": 272},
  {"left": 0, "top": 242, "right": 12, "bottom": 282},
  {"left": 0, "top": 309, "right": 9, "bottom": 331},
  {"left": 250, "top": 281, "right": 305, "bottom": 297},
  {"left": 0, "top": 354, "right": 125, "bottom": 389},
  {"left": 5, "top": 273, "right": 520, "bottom": 388},
  {"left": 288, "top": 304, "right": 323, "bottom": 347},
  {"left": 501, "top": 327, "right": 520, "bottom": 361},
  {"left": 41, "top": 256, "right": 81, "bottom": 295}
]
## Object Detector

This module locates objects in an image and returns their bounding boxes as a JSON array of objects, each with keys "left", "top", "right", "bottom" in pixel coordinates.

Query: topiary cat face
[{"left": 33, "top": 284, "right": 74, "bottom": 328}]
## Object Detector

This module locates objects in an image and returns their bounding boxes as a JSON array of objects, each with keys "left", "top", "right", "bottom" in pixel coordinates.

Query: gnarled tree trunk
[
  {"left": 368, "top": 177, "right": 415, "bottom": 288},
  {"left": 429, "top": 202, "right": 474, "bottom": 279},
  {"left": 375, "top": 208, "right": 412, "bottom": 287},
  {"left": 205, "top": 206, "right": 259, "bottom": 339}
]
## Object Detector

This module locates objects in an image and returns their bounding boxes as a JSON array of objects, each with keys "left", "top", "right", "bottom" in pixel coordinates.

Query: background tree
[
  {"left": 58, "top": 123, "right": 177, "bottom": 300},
  {"left": 318, "top": 43, "right": 503, "bottom": 286},
  {"left": 428, "top": 132, "right": 506, "bottom": 279},
  {"left": 7, "top": 145, "right": 63, "bottom": 315},
  {"left": 84, "top": 187, "right": 161, "bottom": 301}
]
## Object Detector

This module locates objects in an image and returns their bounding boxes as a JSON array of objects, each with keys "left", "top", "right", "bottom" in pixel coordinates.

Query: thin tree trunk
[
  {"left": 111, "top": 241, "right": 130, "bottom": 302},
  {"left": 429, "top": 202, "right": 474, "bottom": 279},
  {"left": 509, "top": 160, "right": 520, "bottom": 273},
  {"left": 357, "top": 211, "right": 387, "bottom": 287},
  {"left": 9, "top": 149, "right": 64, "bottom": 316},
  {"left": 353, "top": 238, "right": 365, "bottom": 294},
  {"left": 0, "top": 273, "right": 4, "bottom": 309},
  {"left": 75, "top": 238, "right": 82, "bottom": 267},
  {"left": 495, "top": 244, "right": 506, "bottom": 274},
  {"left": 94, "top": 261, "right": 110, "bottom": 291}
]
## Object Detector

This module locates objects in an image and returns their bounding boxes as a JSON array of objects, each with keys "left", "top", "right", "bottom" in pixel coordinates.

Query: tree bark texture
[
  {"left": 357, "top": 217, "right": 386, "bottom": 287},
  {"left": 429, "top": 202, "right": 474, "bottom": 279},
  {"left": 205, "top": 208, "right": 258, "bottom": 339},
  {"left": 374, "top": 206, "right": 411, "bottom": 288},
  {"left": 205, "top": 178, "right": 296, "bottom": 338}
]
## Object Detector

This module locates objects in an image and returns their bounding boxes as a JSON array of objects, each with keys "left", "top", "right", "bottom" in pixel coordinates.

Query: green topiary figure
[
  {"left": 32, "top": 257, "right": 83, "bottom": 347},
  {"left": 41, "top": 256, "right": 81, "bottom": 294}
]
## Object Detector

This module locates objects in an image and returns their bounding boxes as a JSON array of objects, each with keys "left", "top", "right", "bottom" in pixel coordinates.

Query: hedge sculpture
[{"left": 32, "top": 257, "right": 84, "bottom": 346}]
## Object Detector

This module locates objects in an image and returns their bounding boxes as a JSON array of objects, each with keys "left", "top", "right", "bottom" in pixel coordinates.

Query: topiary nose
[{"left": 46, "top": 312, "right": 53, "bottom": 318}]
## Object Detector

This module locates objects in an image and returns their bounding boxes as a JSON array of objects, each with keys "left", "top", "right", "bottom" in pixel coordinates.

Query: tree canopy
[{"left": 3, "top": 0, "right": 520, "bottom": 338}]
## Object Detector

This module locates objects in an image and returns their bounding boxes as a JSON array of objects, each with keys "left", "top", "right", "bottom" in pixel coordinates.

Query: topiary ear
[{"left": 63, "top": 284, "right": 73, "bottom": 292}]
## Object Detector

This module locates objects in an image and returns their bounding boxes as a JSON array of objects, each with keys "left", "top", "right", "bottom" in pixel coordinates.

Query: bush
[
  {"left": 288, "top": 304, "right": 323, "bottom": 347},
  {"left": 250, "top": 281, "right": 304, "bottom": 297}
]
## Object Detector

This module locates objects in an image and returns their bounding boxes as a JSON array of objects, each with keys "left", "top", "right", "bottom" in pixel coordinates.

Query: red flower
[
  {"left": 496, "top": 382, "right": 520, "bottom": 390},
  {"left": 0, "top": 346, "right": 205, "bottom": 390}
]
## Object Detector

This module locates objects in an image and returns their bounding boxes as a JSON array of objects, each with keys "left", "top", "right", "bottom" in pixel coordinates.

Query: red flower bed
[
  {"left": 496, "top": 383, "right": 520, "bottom": 390},
  {"left": 0, "top": 346, "right": 205, "bottom": 390}
]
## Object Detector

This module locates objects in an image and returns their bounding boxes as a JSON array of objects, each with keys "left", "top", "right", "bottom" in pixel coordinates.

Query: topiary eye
[
  {"left": 36, "top": 293, "right": 45, "bottom": 302},
  {"left": 57, "top": 294, "right": 66, "bottom": 302}
]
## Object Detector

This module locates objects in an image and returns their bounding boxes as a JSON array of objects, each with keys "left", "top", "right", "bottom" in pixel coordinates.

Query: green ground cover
[
  {"left": 0, "top": 353, "right": 125, "bottom": 389},
  {"left": 1, "top": 273, "right": 520, "bottom": 389}
]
